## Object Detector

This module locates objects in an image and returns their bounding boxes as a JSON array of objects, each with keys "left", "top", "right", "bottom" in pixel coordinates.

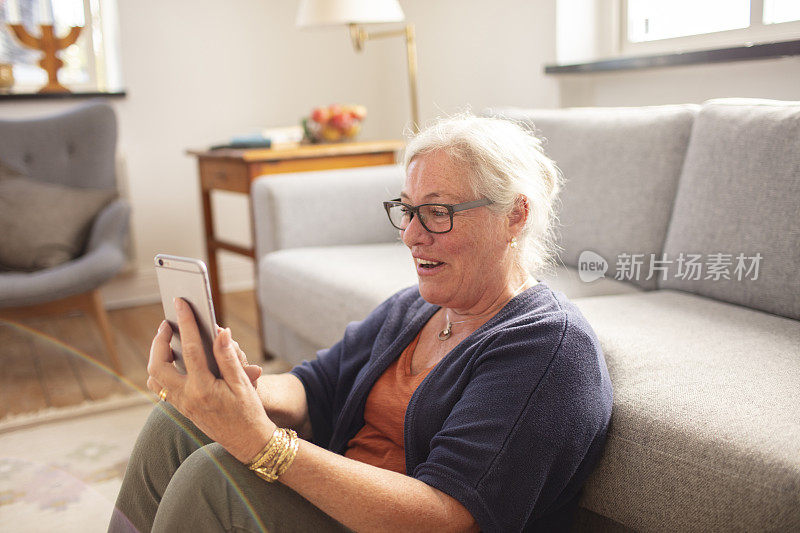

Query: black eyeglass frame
[{"left": 382, "top": 197, "right": 493, "bottom": 234}]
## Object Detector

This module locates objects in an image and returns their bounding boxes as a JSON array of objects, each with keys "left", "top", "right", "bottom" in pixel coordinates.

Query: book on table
[{"left": 211, "top": 125, "right": 305, "bottom": 150}]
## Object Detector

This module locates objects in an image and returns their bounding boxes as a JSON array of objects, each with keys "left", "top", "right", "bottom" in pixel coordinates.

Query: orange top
[{"left": 344, "top": 331, "right": 434, "bottom": 474}]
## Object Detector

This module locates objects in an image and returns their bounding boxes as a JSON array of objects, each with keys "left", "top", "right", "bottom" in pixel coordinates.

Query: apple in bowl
[{"left": 303, "top": 104, "right": 367, "bottom": 143}]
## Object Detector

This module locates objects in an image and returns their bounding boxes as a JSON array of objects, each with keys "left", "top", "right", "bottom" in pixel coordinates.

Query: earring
[{"left": 510, "top": 237, "right": 518, "bottom": 248}]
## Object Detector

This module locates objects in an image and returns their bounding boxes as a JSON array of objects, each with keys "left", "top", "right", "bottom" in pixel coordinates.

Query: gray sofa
[{"left": 252, "top": 98, "right": 800, "bottom": 531}]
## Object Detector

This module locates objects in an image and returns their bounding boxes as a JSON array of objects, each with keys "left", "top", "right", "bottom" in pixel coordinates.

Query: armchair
[{"left": 0, "top": 101, "right": 130, "bottom": 373}]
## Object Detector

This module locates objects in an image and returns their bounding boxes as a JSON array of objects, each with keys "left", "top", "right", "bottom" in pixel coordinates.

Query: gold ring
[{"left": 158, "top": 388, "right": 168, "bottom": 402}]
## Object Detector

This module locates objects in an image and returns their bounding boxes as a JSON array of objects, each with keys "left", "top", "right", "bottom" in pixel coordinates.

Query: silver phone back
[{"left": 154, "top": 254, "right": 219, "bottom": 377}]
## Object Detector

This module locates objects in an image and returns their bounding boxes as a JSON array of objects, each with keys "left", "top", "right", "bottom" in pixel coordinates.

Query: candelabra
[{"left": 7, "top": 23, "right": 83, "bottom": 93}]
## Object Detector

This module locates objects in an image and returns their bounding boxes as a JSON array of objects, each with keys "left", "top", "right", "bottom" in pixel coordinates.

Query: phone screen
[{"left": 154, "top": 254, "right": 220, "bottom": 378}]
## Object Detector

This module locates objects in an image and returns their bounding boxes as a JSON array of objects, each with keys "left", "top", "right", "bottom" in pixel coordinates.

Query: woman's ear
[{"left": 508, "top": 195, "right": 529, "bottom": 233}]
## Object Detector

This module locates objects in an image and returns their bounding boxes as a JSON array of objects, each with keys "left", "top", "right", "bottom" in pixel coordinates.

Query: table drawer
[{"left": 199, "top": 159, "right": 249, "bottom": 193}]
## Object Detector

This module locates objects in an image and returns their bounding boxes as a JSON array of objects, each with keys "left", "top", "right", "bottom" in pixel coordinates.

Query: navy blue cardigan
[{"left": 290, "top": 283, "right": 613, "bottom": 532}]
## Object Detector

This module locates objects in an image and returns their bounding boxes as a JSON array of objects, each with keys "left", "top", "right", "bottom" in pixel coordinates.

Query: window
[
  {"left": 622, "top": 0, "right": 800, "bottom": 55},
  {"left": 763, "top": 0, "right": 800, "bottom": 25},
  {"left": 0, "top": 0, "right": 122, "bottom": 92},
  {"left": 627, "top": 0, "right": 750, "bottom": 43}
]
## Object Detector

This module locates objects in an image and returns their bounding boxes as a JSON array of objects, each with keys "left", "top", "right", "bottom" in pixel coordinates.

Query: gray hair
[{"left": 403, "top": 113, "right": 563, "bottom": 275}]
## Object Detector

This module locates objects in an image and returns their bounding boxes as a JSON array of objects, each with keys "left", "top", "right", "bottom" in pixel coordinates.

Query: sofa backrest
[
  {"left": 252, "top": 164, "right": 404, "bottom": 259},
  {"left": 660, "top": 99, "right": 800, "bottom": 320},
  {"left": 489, "top": 104, "right": 698, "bottom": 290},
  {"left": 0, "top": 100, "right": 117, "bottom": 190}
]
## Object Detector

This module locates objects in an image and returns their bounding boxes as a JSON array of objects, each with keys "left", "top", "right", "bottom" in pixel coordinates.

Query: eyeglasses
[{"left": 383, "top": 197, "right": 493, "bottom": 234}]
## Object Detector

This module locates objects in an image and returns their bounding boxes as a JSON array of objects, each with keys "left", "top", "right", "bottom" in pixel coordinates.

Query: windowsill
[
  {"left": 544, "top": 39, "right": 800, "bottom": 74},
  {"left": 0, "top": 90, "right": 127, "bottom": 101}
]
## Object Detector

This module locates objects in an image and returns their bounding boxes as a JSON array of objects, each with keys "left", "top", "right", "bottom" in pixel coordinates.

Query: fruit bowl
[{"left": 303, "top": 104, "right": 367, "bottom": 143}]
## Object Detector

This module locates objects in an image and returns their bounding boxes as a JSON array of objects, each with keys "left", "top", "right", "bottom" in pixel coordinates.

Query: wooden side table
[{"left": 187, "top": 140, "right": 404, "bottom": 356}]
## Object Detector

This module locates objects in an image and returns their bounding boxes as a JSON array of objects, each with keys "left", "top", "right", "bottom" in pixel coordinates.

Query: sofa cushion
[
  {"left": 259, "top": 242, "right": 644, "bottom": 353},
  {"left": 571, "top": 290, "right": 800, "bottom": 531},
  {"left": 661, "top": 99, "right": 800, "bottom": 320},
  {"left": 0, "top": 177, "right": 116, "bottom": 271},
  {"left": 489, "top": 105, "right": 698, "bottom": 290},
  {"left": 259, "top": 242, "right": 417, "bottom": 350}
]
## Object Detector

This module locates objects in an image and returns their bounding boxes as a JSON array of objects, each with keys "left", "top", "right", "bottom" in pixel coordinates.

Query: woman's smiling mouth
[{"left": 415, "top": 257, "right": 445, "bottom": 274}]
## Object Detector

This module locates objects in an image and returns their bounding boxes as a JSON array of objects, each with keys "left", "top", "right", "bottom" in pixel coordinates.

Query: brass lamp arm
[
  {"left": 349, "top": 24, "right": 406, "bottom": 50},
  {"left": 348, "top": 23, "right": 420, "bottom": 133}
]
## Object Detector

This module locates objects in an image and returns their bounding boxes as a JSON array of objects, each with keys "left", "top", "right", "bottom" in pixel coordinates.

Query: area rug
[
  {"left": 0, "top": 393, "right": 152, "bottom": 434},
  {"left": 0, "top": 399, "right": 155, "bottom": 532}
]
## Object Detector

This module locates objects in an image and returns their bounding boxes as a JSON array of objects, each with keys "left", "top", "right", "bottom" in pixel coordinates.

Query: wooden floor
[{"left": 0, "top": 290, "right": 289, "bottom": 421}]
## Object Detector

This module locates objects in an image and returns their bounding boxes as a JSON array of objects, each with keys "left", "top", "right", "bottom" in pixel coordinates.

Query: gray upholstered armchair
[{"left": 0, "top": 101, "right": 130, "bottom": 373}]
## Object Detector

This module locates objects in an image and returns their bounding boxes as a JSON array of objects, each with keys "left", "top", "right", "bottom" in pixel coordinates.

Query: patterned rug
[{"left": 0, "top": 396, "right": 155, "bottom": 532}]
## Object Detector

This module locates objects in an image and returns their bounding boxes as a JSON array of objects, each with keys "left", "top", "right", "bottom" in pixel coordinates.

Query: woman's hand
[{"left": 147, "top": 298, "right": 275, "bottom": 463}]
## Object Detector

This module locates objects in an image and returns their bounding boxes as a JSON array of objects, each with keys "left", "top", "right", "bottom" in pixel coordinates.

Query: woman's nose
[{"left": 401, "top": 213, "right": 432, "bottom": 246}]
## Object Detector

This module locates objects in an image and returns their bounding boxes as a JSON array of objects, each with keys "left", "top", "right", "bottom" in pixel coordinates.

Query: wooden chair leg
[{"left": 86, "top": 289, "right": 123, "bottom": 375}]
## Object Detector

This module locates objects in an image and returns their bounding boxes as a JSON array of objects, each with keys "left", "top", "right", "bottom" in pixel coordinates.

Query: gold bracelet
[
  {"left": 274, "top": 429, "right": 299, "bottom": 479},
  {"left": 274, "top": 434, "right": 299, "bottom": 478},
  {"left": 248, "top": 428, "right": 299, "bottom": 483},
  {"left": 252, "top": 429, "right": 288, "bottom": 471},
  {"left": 251, "top": 445, "right": 280, "bottom": 472},
  {"left": 248, "top": 429, "right": 285, "bottom": 482},
  {"left": 247, "top": 428, "right": 282, "bottom": 470},
  {"left": 268, "top": 433, "right": 294, "bottom": 476}
]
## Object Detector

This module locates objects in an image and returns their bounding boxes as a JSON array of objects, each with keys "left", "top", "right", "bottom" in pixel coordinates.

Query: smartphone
[{"left": 154, "top": 254, "right": 220, "bottom": 378}]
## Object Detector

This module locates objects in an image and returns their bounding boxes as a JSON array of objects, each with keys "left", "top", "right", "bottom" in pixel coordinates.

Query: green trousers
[{"left": 108, "top": 401, "right": 351, "bottom": 533}]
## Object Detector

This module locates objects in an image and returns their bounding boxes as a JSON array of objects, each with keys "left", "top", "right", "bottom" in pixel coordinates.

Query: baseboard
[{"left": 101, "top": 256, "right": 255, "bottom": 310}]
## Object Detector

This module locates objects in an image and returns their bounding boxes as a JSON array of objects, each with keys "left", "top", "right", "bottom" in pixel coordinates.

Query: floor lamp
[{"left": 296, "top": 0, "right": 421, "bottom": 133}]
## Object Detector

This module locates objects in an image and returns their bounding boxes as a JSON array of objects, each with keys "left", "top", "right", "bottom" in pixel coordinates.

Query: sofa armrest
[{"left": 252, "top": 164, "right": 404, "bottom": 259}]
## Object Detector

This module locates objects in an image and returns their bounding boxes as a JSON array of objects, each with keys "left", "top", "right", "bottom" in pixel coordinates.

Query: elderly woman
[{"left": 110, "top": 115, "right": 612, "bottom": 533}]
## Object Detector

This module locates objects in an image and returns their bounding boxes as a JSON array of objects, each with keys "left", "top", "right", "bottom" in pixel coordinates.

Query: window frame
[{"left": 619, "top": 0, "right": 800, "bottom": 57}]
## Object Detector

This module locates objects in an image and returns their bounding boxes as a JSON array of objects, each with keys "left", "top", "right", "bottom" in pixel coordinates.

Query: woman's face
[{"left": 401, "top": 150, "right": 514, "bottom": 313}]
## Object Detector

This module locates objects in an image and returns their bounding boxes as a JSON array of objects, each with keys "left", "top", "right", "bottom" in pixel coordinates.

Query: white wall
[
  {"left": 402, "top": 0, "right": 559, "bottom": 121},
  {"left": 0, "top": 0, "right": 560, "bottom": 308}
]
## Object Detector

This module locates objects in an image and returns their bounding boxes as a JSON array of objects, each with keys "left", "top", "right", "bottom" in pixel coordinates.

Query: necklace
[
  {"left": 437, "top": 312, "right": 483, "bottom": 341},
  {"left": 437, "top": 278, "right": 532, "bottom": 341}
]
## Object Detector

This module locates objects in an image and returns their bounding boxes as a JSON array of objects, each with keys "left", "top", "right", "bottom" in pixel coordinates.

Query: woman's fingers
[
  {"left": 146, "top": 376, "right": 161, "bottom": 395},
  {"left": 147, "top": 320, "right": 173, "bottom": 376},
  {"left": 218, "top": 326, "right": 248, "bottom": 367},
  {"left": 213, "top": 328, "right": 251, "bottom": 387},
  {"left": 222, "top": 329, "right": 260, "bottom": 387},
  {"left": 174, "top": 298, "right": 214, "bottom": 379},
  {"left": 228, "top": 333, "right": 260, "bottom": 387},
  {"left": 148, "top": 320, "right": 186, "bottom": 393},
  {"left": 233, "top": 339, "right": 247, "bottom": 365},
  {"left": 243, "top": 364, "right": 262, "bottom": 387}
]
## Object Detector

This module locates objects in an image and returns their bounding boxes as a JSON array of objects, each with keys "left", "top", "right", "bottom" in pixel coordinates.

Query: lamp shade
[{"left": 296, "top": 0, "right": 405, "bottom": 27}]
